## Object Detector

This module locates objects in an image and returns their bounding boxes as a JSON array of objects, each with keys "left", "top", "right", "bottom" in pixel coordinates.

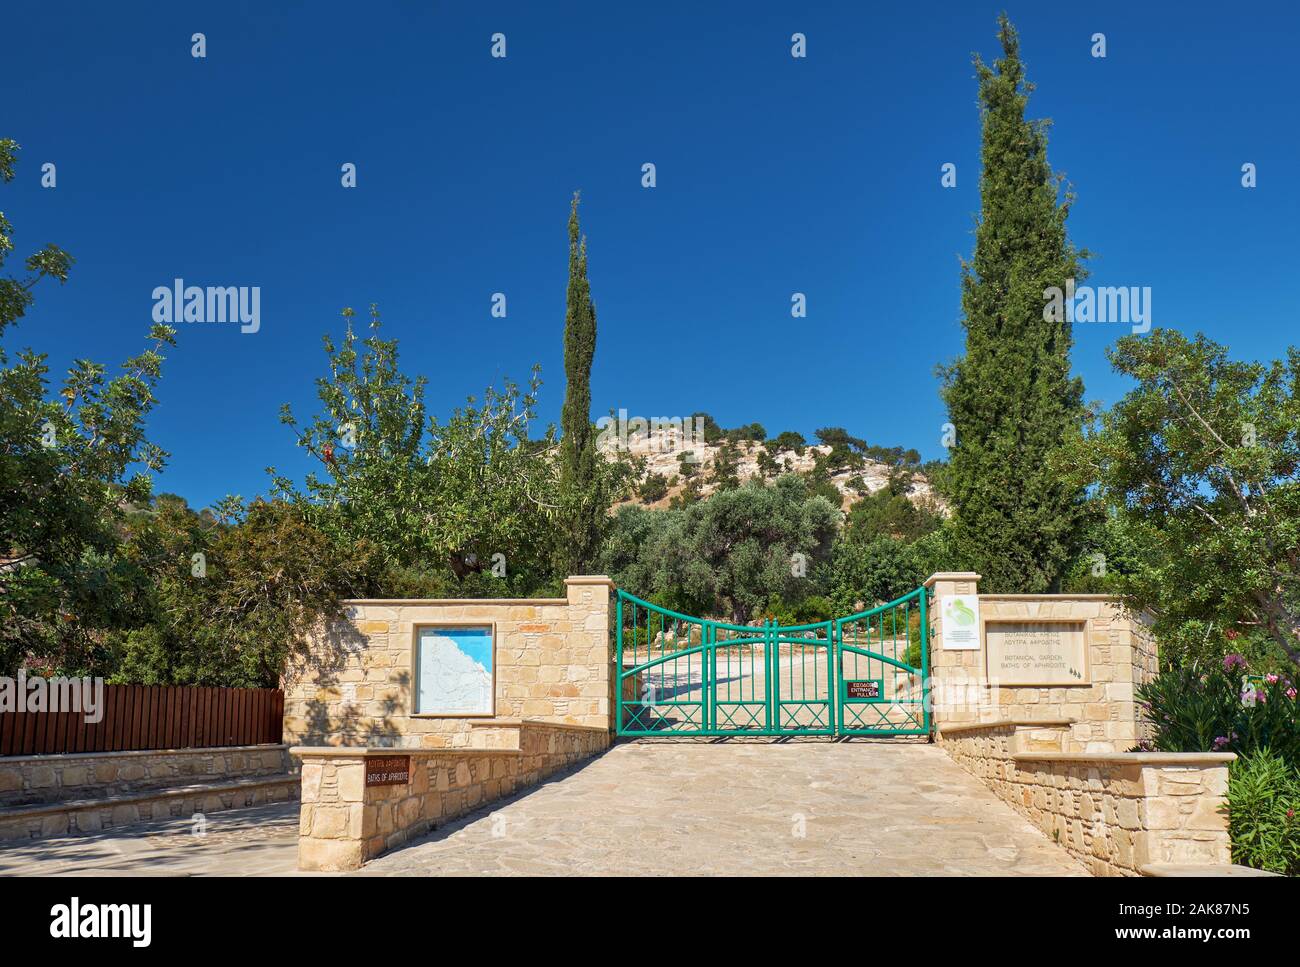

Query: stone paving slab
[
  {"left": 0, "top": 740, "right": 1089, "bottom": 877},
  {"left": 361, "top": 740, "right": 1089, "bottom": 876},
  {"left": 0, "top": 802, "right": 303, "bottom": 877}
]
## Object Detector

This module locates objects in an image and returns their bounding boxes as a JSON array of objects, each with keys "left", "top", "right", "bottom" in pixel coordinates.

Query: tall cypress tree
[
  {"left": 558, "top": 192, "right": 601, "bottom": 574},
  {"left": 940, "top": 16, "right": 1088, "bottom": 593}
]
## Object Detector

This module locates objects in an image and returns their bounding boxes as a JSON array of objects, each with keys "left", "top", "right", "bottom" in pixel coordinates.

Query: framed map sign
[{"left": 414, "top": 626, "right": 495, "bottom": 715}]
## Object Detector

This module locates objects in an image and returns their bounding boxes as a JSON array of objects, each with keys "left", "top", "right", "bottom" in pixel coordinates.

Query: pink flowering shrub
[{"left": 1137, "top": 654, "right": 1300, "bottom": 765}]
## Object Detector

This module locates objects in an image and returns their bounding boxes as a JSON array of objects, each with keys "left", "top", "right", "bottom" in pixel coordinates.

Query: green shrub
[
  {"left": 1227, "top": 750, "right": 1300, "bottom": 876},
  {"left": 904, "top": 610, "right": 925, "bottom": 671},
  {"left": 636, "top": 473, "right": 669, "bottom": 503},
  {"left": 1137, "top": 656, "right": 1300, "bottom": 765},
  {"left": 763, "top": 594, "right": 833, "bottom": 627}
]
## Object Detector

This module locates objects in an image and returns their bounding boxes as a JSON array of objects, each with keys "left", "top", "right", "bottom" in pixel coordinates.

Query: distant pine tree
[
  {"left": 939, "top": 16, "right": 1089, "bottom": 592},
  {"left": 558, "top": 192, "right": 602, "bottom": 574}
]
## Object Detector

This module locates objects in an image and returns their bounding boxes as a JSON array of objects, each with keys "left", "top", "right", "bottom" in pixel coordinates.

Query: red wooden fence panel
[{"left": 0, "top": 684, "right": 284, "bottom": 756}]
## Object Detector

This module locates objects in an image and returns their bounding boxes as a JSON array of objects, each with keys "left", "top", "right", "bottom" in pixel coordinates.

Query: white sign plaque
[{"left": 940, "top": 594, "right": 981, "bottom": 650}]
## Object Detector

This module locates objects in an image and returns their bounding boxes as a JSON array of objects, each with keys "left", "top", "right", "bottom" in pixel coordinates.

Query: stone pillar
[
  {"left": 924, "top": 572, "right": 985, "bottom": 732},
  {"left": 297, "top": 752, "right": 368, "bottom": 871},
  {"left": 563, "top": 575, "right": 615, "bottom": 733},
  {"left": 925, "top": 572, "right": 982, "bottom": 601}
]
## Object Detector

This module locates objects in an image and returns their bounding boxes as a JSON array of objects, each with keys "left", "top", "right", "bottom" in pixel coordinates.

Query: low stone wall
[
  {"left": 283, "top": 576, "right": 615, "bottom": 750},
  {"left": 0, "top": 776, "right": 300, "bottom": 842},
  {"left": 0, "top": 744, "right": 294, "bottom": 808},
  {"left": 293, "top": 719, "right": 609, "bottom": 871},
  {"left": 940, "top": 720, "right": 1234, "bottom": 876},
  {"left": 0, "top": 744, "right": 299, "bottom": 842}
]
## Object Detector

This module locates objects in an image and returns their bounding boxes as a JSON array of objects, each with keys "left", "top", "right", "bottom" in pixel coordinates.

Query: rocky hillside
[{"left": 602, "top": 428, "right": 942, "bottom": 512}]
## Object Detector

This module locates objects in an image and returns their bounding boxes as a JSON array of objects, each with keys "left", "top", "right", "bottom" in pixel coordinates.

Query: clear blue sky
[{"left": 5, "top": 1, "right": 1298, "bottom": 510}]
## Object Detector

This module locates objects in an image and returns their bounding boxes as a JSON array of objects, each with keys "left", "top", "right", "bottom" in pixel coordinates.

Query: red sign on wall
[{"left": 364, "top": 755, "right": 411, "bottom": 787}]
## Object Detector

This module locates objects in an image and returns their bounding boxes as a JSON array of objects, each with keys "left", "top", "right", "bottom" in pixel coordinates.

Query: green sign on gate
[{"left": 615, "top": 586, "right": 931, "bottom": 738}]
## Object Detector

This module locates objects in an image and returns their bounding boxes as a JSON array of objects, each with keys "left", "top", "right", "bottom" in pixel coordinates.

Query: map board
[{"left": 415, "top": 626, "right": 495, "bottom": 715}]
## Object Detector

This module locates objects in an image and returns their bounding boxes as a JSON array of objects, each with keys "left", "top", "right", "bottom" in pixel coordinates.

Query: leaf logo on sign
[{"left": 947, "top": 599, "right": 976, "bottom": 626}]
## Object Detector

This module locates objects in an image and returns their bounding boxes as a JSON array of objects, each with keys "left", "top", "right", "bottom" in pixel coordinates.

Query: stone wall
[
  {"left": 0, "top": 744, "right": 299, "bottom": 842},
  {"left": 0, "top": 744, "right": 294, "bottom": 808},
  {"left": 926, "top": 573, "right": 1159, "bottom": 752},
  {"left": 940, "top": 720, "right": 1233, "bottom": 876},
  {"left": 294, "top": 720, "right": 609, "bottom": 870},
  {"left": 283, "top": 576, "right": 615, "bottom": 749}
]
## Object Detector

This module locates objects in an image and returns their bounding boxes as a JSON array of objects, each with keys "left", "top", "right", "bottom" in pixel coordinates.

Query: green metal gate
[{"left": 615, "top": 586, "right": 930, "bottom": 738}]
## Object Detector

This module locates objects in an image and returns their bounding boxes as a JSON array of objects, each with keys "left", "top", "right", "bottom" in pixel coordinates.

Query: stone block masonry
[
  {"left": 292, "top": 719, "right": 609, "bottom": 871},
  {"left": 924, "top": 574, "right": 1263, "bottom": 877},
  {"left": 0, "top": 744, "right": 299, "bottom": 842},
  {"left": 285, "top": 577, "right": 617, "bottom": 870},
  {"left": 283, "top": 576, "right": 616, "bottom": 749},
  {"left": 0, "top": 744, "right": 294, "bottom": 808},
  {"left": 925, "top": 573, "right": 1159, "bottom": 752},
  {"left": 940, "top": 720, "right": 1235, "bottom": 876}
]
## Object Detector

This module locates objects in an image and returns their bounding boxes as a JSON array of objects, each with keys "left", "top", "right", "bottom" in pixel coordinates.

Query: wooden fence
[{"left": 0, "top": 685, "right": 284, "bottom": 757}]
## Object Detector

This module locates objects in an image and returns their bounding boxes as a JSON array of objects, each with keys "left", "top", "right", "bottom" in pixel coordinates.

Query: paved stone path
[
  {"left": 0, "top": 802, "right": 302, "bottom": 877},
  {"left": 0, "top": 741, "right": 1088, "bottom": 876},
  {"left": 361, "top": 740, "right": 1088, "bottom": 876}
]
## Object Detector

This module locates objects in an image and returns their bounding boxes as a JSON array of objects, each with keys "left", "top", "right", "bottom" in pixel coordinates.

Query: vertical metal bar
[
  {"left": 761, "top": 621, "right": 768, "bottom": 732},
  {"left": 707, "top": 623, "right": 717, "bottom": 727},
  {"left": 840, "top": 619, "right": 848, "bottom": 735},
  {"left": 783, "top": 629, "right": 788, "bottom": 723},
  {"left": 775, "top": 622, "right": 782, "bottom": 732},
  {"left": 830, "top": 620, "right": 837, "bottom": 735},
  {"left": 750, "top": 627, "right": 754, "bottom": 712},
  {"left": 892, "top": 603, "right": 898, "bottom": 668},
  {"left": 780, "top": 631, "right": 790, "bottom": 727},
  {"left": 828, "top": 620, "right": 836, "bottom": 735},
  {"left": 890, "top": 602, "right": 898, "bottom": 734},
  {"left": 712, "top": 632, "right": 719, "bottom": 732},
  {"left": 794, "top": 632, "right": 800, "bottom": 714},
  {"left": 657, "top": 610, "right": 664, "bottom": 716},
  {"left": 616, "top": 593, "right": 624, "bottom": 735},
  {"left": 768, "top": 621, "right": 777, "bottom": 732},
  {"left": 878, "top": 609, "right": 885, "bottom": 725},
  {"left": 710, "top": 623, "right": 717, "bottom": 732},
  {"left": 672, "top": 615, "right": 679, "bottom": 717},
  {"left": 631, "top": 602, "right": 638, "bottom": 729},
  {"left": 920, "top": 586, "right": 931, "bottom": 737},
  {"left": 792, "top": 630, "right": 798, "bottom": 709}
]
